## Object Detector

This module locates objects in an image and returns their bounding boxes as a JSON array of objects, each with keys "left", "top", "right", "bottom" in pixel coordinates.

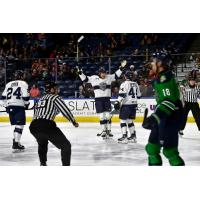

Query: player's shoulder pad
[
  {"left": 132, "top": 81, "right": 139, "bottom": 86},
  {"left": 91, "top": 75, "right": 99, "bottom": 79},
  {"left": 92, "top": 75, "right": 98, "bottom": 78},
  {"left": 18, "top": 80, "right": 28, "bottom": 87},
  {"left": 6, "top": 80, "right": 15, "bottom": 86},
  {"left": 120, "top": 81, "right": 126, "bottom": 87}
]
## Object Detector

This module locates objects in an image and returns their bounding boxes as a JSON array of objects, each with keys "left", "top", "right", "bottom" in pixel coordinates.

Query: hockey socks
[
  {"left": 163, "top": 147, "right": 185, "bottom": 166},
  {"left": 145, "top": 142, "right": 162, "bottom": 166},
  {"left": 13, "top": 125, "right": 24, "bottom": 142}
]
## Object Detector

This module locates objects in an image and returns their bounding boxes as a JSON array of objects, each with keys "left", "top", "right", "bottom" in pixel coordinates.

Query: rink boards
[{"left": 0, "top": 98, "right": 198, "bottom": 123}]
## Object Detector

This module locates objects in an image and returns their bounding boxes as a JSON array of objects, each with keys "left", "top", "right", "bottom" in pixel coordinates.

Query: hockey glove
[
  {"left": 142, "top": 114, "right": 160, "bottom": 130},
  {"left": 114, "top": 101, "right": 121, "bottom": 111},
  {"left": 5, "top": 107, "right": 9, "bottom": 113},
  {"left": 72, "top": 121, "right": 79, "bottom": 128},
  {"left": 142, "top": 107, "right": 169, "bottom": 130},
  {"left": 119, "top": 60, "right": 127, "bottom": 71},
  {"left": 75, "top": 66, "right": 83, "bottom": 75}
]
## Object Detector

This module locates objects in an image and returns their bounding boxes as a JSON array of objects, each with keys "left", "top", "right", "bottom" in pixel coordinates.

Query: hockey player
[
  {"left": 114, "top": 71, "right": 141, "bottom": 143},
  {"left": 142, "top": 52, "right": 185, "bottom": 166},
  {"left": 1, "top": 70, "right": 30, "bottom": 152},
  {"left": 77, "top": 60, "right": 127, "bottom": 138}
]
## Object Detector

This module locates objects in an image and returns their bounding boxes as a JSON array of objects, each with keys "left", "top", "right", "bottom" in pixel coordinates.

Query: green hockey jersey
[{"left": 152, "top": 70, "right": 180, "bottom": 116}]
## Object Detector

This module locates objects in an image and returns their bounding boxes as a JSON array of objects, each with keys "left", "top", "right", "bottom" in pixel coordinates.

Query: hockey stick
[
  {"left": 74, "top": 35, "right": 85, "bottom": 97},
  {"left": 142, "top": 108, "right": 148, "bottom": 126},
  {"left": 110, "top": 104, "right": 118, "bottom": 120}
]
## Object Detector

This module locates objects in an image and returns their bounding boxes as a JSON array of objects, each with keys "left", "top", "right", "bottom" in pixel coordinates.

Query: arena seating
[{"left": 0, "top": 33, "right": 197, "bottom": 97}]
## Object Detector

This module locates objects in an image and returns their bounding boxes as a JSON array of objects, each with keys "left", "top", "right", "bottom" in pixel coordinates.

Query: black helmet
[
  {"left": 98, "top": 67, "right": 106, "bottom": 73},
  {"left": 45, "top": 82, "right": 58, "bottom": 93},
  {"left": 124, "top": 70, "right": 133, "bottom": 80},
  {"left": 14, "top": 70, "right": 24, "bottom": 80},
  {"left": 151, "top": 51, "right": 172, "bottom": 68}
]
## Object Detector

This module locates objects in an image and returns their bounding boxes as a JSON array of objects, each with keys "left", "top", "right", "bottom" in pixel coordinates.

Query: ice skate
[
  {"left": 118, "top": 134, "right": 128, "bottom": 144},
  {"left": 127, "top": 132, "right": 137, "bottom": 143},
  {"left": 107, "top": 130, "right": 113, "bottom": 138},
  {"left": 97, "top": 130, "right": 106, "bottom": 137},
  {"left": 40, "top": 162, "right": 47, "bottom": 166},
  {"left": 102, "top": 130, "right": 109, "bottom": 140},
  {"left": 12, "top": 139, "right": 25, "bottom": 153}
]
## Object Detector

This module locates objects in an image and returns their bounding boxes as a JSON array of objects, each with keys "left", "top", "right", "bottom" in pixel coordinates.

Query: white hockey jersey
[
  {"left": 118, "top": 80, "right": 141, "bottom": 105},
  {"left": 2, "top": 80, "right": 30, "bottom": 107},
  {"left": 79, "top": 69, "right": 122, "bottom": 98}
]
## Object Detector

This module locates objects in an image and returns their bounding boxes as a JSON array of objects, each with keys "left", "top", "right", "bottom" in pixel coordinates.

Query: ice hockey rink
[{"left": 0, "top": 122, "right": 200, "bottom": 166}]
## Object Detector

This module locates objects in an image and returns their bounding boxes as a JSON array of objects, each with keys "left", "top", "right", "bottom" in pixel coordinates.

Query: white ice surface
[{"left": 0, "top": 122, "right": 200, "bottom": 166}]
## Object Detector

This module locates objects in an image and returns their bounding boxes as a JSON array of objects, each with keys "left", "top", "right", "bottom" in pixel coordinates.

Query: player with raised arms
[{"left": 77, "top": 60, "right": 127, "bottom": 139}]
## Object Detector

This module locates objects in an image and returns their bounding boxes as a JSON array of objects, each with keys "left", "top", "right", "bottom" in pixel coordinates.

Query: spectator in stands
[
  {"left": 81, "top": 83, "right": 94, "bottom": 98},
  {"left": 138, "top": 65, "right": 149, "bottom": 79},
  {"left": 190, "top": 65, "right": 199, "bottom": 80},
  {"left": 132, "top": 48, "right": 140, "bottom": 56},
  {"left": 78, "top": 85, "right": 85, "bottom": 98},
  {"left": 30, "top": 84, "right": 40, "bottom": 98},
  {"left": 141, "top": 34, "right": 152, "bottom": 46},
  {"left": 40, "top": 67, "right": 52, "bottom": 81},
  {"left": 29, "top": 68, "right": 39, "bottom": 84},
  {"left": 195, "top": 57, "right": 200, "bottom": 68},
  {"left": 0, "top": 33, "right": 195, "bottom": 99},
  {"left": 0, "top": 64, "right": 5, "bottom": 87},
  {"left": 129, "top": 65, "right": 138, "bottom": 77},
  {"left": 23, "top": 68, "right": 32, "bottom": 83},
  {"left": 139, "top": 78, "right": 154, "bottom": 97},
  {"left": 31, "top": 59, "right": 39, "bottom": 71}
]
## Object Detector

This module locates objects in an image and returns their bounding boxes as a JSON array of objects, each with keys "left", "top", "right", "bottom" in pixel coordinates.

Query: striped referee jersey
[
  {"left": 33, "top": 94, "right": 75, "bottom": 123},
  {"left": 181, "top": 84, "right": 200, "bottom": 103}
]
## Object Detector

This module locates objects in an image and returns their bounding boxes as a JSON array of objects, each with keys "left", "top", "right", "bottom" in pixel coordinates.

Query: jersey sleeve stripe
[
  {"left": 54, "top": 97, "right": 75, "bottom": 122},
  {"left": 22, "top": 97, "right": 30, "bottom": 101},
  {"left": 161, "top": 102, "right": 175, "bottom": 110},
  {"left": 118, "top": 93, "right": 126, "bottom": 98},
  {"left": 162, "top": 100, "right": 175, "bottom": 108}
]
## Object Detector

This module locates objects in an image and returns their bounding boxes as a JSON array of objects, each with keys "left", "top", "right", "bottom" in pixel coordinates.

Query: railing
[{"left": 0, "top": 52, "right": 200, "bottom": 97}]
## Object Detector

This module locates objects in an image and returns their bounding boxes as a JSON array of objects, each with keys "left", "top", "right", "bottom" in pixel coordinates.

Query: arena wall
[{"left": 0, "top": 98, "right": 197, "bottom": 123}]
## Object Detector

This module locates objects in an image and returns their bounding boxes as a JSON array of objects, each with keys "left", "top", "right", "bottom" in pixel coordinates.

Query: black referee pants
[
  {"left": 29, "top": 119, "right": 71, "bottom": 166},
  {"left": 180, "top": 102, "right": 200, "bottom": 131}
]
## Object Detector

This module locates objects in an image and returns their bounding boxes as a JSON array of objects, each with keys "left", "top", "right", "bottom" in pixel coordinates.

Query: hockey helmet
[
  {"left": 124, "top": 70, "right": 133, "bottom": 80},
  {"left": 151, "top": 51, "right": 172, "bottom": 68},
  {"left": 98, "top": 67, "right": 106, "bottom": 74},
  {"left": 14, "top": 70, "right": 24, "bottom": 80}
]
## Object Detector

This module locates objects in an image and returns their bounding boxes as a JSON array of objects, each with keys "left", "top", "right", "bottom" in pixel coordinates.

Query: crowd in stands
[{"left": 0, "top": 33, "right": 196, "bottom": 98}]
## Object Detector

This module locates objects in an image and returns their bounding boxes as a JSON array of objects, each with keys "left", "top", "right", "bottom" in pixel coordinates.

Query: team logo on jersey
[
  {"left": 160, "top": 75, "right": 166, "bottom": 83},
  {"left": 99, "top": 82, "right": 107, "bottom": 91}
]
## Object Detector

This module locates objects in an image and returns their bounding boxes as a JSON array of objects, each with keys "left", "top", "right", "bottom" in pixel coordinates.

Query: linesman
[
  {"left": 179, "top": 76, "right": 200, "bottom": 135},
  {"left": 29, "top": 82, "right": 79, "bottom": 166}
]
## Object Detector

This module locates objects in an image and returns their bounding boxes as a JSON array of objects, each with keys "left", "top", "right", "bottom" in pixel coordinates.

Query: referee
[
  {"left": 29, "top": 82, "right": 79, "bottom": 166},
  {"left": 179, "top": 76, "right": 200, "bottom": 135}
]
